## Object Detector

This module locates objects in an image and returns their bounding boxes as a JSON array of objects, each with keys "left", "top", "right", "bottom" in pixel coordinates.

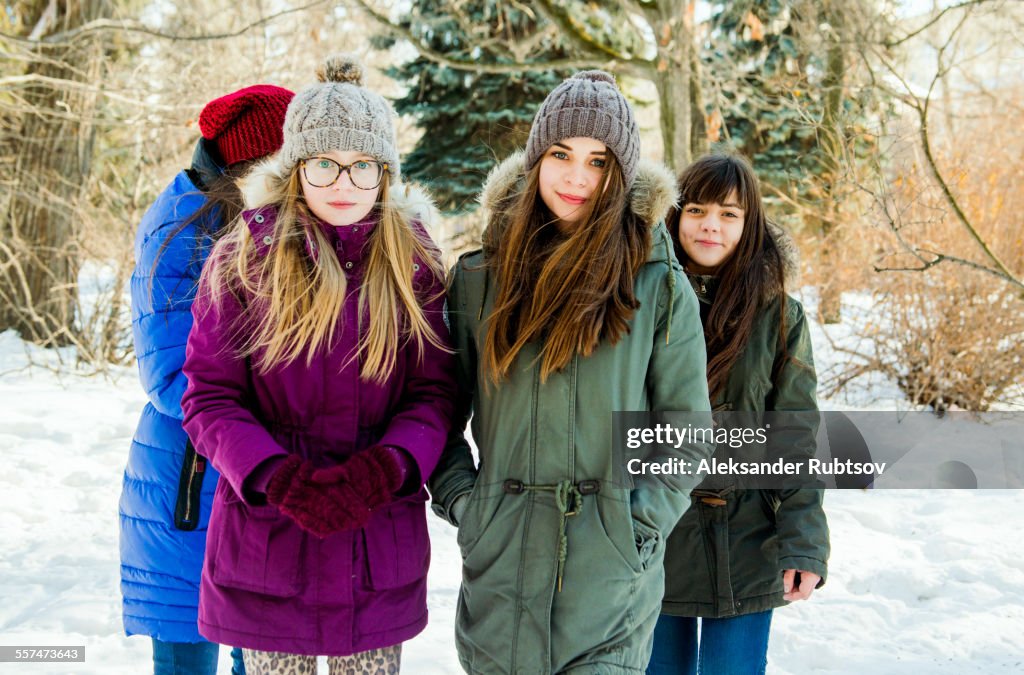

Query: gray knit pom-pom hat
[
  {"left": 280, "top": 54, "right": 399, "bottom": 179},
  {"left": 524, "top": 70, "right": 640, "bottom": 188}
]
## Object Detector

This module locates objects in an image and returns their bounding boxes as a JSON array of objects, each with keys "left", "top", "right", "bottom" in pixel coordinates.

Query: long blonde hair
[{"left": 201, "top": 160, "right": 447, "bottom": 383}]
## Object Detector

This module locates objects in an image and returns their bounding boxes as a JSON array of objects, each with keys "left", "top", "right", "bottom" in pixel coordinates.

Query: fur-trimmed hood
[
  {"left": 477, "top": 150, "right": 679, "bottom": 264},
  {"left": 768, "top": 220, "right": 800, "bottom": 289},
  {"left": 239, "top": 152, "right": 439, "bottom": 235}
]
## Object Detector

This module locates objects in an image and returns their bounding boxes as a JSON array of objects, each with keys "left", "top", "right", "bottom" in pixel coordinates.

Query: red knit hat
[{"left": 198, "top": 84, "right": 295, "bottom": 167}]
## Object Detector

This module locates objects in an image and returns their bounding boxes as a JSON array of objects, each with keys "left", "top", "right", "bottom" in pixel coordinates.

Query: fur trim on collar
[
  {"left": 478, "top": 150, "right": 677, "bottom": 249},
  {"left": 767, "top": 220, "right": 800, "bottom": 288},
  {"left": 240, "top": 152, "right": 439, "bottom": 228}
]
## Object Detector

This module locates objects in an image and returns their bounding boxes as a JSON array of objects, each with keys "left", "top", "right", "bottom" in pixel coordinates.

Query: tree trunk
[
  {"left": 816, "top": 1, "right": 847, "bottom": 324},
  {"left": 0, "top": 1, "right": 109, "bottom": 344},
  {"left": 650, "top": 0, "right": 692, "bottom": 171},
  {"left": 688, "top": 4, "right": 704, "bottom": 159}
]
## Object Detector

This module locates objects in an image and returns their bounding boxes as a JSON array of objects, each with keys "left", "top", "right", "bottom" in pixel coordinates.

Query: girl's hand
[
  {"left": 311, "top": 446, "right": 404, "bottom": 513},
  {"left": 266, "top": 455, "right": 371, "bottom": 537},
  {"left": 782, "top": 569, "right": 820, "bottom": 602}
]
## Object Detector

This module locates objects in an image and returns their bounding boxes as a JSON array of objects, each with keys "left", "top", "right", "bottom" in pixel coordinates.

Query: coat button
[
  {"left": 345, "top": 261, "right": 353, "bottom": 269},
  {"left": 353, "top": 227, "right": 359, "bottom": 232},
  {"left": 254, "top": 213, "right": 265, "bottom": 223},
  {"left": 262, "top": 235, "right": 273, "bottom": 246}
]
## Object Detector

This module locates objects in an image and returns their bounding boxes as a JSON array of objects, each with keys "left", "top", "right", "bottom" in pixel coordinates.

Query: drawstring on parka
[
  {"left": 477, "top": 269, "right": 490, "bottom": 321},
  {"left": 502, "top": 477, "right": 600, "bottom": 592},
  {"left": 661, "top": 230, "right": 675, "bottom": 345}
]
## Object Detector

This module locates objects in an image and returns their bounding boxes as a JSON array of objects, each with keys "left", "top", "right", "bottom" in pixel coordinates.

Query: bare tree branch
[
  {"left": 27, "top": 0, "right": 59, "bottom": 41},
  {"left": 885, "top": 0, "right": 1000, "bottom": 48},
  {"left": 0, "top": 0, "right": 331, "bottom": 45},
  {"left": 533, "top": 0, "right": 638, "bottom": 62},
  {"left": 875, "top": 250, "right": 1024, "bottom": 289},
  {"left": 0, "top": 74, "right": 182, "bottom": 111},
  {"left": 854, "top": 4, "right": 1023, "bottom": 289},
  {"left": 915, "top": 7, "right": 1021, "bottom": 285}
]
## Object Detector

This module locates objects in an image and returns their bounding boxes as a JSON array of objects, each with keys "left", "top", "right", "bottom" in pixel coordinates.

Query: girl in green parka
[
  {"left": 648, "top": 154, "right": 830, "bottom": 675},
  {"left": 429, "top": 71, "right": 714, "bottom": 674}
]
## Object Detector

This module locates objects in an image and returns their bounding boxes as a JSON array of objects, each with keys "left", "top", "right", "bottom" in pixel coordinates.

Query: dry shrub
[
  {"left": 795, "top": 200, "right": 879, "bottom": 311},
  {"left": 825, "top": 87, "right": 1024, "bottom": 410},
  {"left": 826, "top": 268, "right": 1024, "bottom": 411}
]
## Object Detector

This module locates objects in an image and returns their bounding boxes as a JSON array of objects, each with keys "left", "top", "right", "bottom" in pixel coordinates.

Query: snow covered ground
[{"left": 2, "top": 292, "right": 1023, "bottom": 674}]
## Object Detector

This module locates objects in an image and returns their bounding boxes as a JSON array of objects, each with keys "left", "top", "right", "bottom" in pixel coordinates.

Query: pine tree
[
  {"left": 701, "top": 1, "right": 879, "bottom": 208},
  {"left": 381, "top": 2, "right": 571, "bottom": 214}
]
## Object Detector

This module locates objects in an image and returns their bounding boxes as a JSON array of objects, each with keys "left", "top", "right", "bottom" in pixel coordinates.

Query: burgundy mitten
[
  {"left": 311, "top": 446, "right": 405, "bottom": 516},
  {"left": 266, "top": 455, "right": 371, "bottom": 537},
  {"left": 345, "top": 445, "right": 405, "bottom": 510}
]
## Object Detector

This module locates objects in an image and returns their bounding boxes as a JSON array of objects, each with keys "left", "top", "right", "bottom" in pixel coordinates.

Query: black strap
[{"left": 173, "top": 440, "right": 207, "bottom": 530}]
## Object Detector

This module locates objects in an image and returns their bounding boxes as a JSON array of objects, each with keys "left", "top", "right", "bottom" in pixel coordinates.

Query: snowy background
[{"left": 2, "top": 290, "right": 1023, "bottom": 674}]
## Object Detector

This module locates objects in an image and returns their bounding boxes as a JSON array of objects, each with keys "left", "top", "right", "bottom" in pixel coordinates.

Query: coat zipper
[
  {"left": 183, "top": 452, "right": 202, "bottom": 523},
  {"left": 174, "top": 440, "right": 207, "bottom": 530}
]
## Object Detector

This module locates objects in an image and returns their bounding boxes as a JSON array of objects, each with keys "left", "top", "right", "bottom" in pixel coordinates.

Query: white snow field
[{"left": 2, "top": 292, "right": 1023, "bottom": 673}]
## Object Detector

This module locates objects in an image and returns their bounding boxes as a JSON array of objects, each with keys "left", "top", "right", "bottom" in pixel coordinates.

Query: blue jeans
[
  {"left": 151, "top": 639, "right": 246, "bottom": 675},
  {"left": 646, "top": 610, "right": 773, "bottom": 675}
]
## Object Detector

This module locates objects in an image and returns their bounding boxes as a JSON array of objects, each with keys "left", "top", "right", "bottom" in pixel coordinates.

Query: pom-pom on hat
[
  {"left": 524, "top": 70, "right": 640, "bottom": 188},
  {"left": 280, "top": 54, "right": 399, "bottom": 180},
  {"left": 198, "top": 84, "right": 295, "bottom": 167}
]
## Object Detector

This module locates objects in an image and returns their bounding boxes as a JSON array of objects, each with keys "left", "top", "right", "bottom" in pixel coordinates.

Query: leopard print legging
[{"left": 242, "top": 645, "right": 401, "bottom": 675}]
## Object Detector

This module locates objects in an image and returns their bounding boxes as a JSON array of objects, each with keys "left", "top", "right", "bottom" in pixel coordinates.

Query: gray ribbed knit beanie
[
  {"left": 280, "top": 54, "right": 399, "bottom": 179},
  {"left": 524, "top": 70, "right": 640, "bottom": 188}
]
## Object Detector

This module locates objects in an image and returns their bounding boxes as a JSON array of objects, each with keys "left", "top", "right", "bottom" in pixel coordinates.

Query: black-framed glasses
[{"left": 301, "top": 157, "right": 387, "bottom": 190}]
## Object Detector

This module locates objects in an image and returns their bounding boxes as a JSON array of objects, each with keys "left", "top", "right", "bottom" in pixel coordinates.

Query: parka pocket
[
  {"left": 631, "top": 518, "right": 661, "bottom": 571},
  {"left": 362, "top": 493, "right": 430, "bottom": 590},
  {"left": 596, "top": 497, "right": 659, "bottom": 574},
  {"left": 209, "top": 485, "right": 304, "bottom": 597},
  {"left": 455, "top": 481, "right": 502, "bottom": 560}
]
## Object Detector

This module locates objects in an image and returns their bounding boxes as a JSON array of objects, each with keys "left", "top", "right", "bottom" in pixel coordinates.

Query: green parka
[
  {"left": 429, "top": 152, "right": 714, "bottom": 674},
  {"left": 661, "top": 224, "right": 830, "bottom": 619}
]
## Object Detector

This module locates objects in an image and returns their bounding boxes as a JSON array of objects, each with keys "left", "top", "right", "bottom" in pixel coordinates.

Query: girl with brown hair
[
  {"left": 649, "top": 153, "right": 829, "bottom": 675},
  {"left": 429, "top": 71, "right": 713, "bottom": 673}
]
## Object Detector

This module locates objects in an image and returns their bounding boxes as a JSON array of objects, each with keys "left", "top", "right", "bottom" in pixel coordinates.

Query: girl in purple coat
[{"left": 180, "top": 54, "right": 455, "bottom": 674}]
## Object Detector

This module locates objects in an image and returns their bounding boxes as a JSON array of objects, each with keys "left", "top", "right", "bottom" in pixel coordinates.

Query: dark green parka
[
  {"left": 661, "top": 224, "right": 830, "bottom": 618},
  {"left": 429, "top": 152, "right": 714, "bottom": 674}
]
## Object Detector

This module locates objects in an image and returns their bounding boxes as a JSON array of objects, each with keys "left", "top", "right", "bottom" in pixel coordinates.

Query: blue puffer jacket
[{"left": 119, "top": 141, "right": 226, "bottom": 642}]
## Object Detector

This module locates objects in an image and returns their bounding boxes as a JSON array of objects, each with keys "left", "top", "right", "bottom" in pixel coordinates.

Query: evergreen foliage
[
  {"left": 702, "top": 2, "right": 881, "bottom": 209},
  {"left": 380, "top": 2, "right": 570, "bottom": 213}
]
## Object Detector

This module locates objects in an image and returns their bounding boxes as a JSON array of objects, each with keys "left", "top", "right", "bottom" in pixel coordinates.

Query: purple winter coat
[{"left": 180, "top": 200, "right": 455, "bottom": 656}]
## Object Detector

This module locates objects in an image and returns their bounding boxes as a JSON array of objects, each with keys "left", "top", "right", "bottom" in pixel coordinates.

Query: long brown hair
[
  {"left": 669, "top": 153, "right": 787, "bottom": 400},
  {"left": 482, "top": 154, "right": 650, "bottom": 383},
  {"left": 201, "top": 159, "right": 447, "bottom": 383}
]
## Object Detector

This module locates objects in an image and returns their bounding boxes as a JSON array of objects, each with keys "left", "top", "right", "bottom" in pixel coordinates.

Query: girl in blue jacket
[{"left": 119, "top": 84, "right": 293, "bottom": 675}]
